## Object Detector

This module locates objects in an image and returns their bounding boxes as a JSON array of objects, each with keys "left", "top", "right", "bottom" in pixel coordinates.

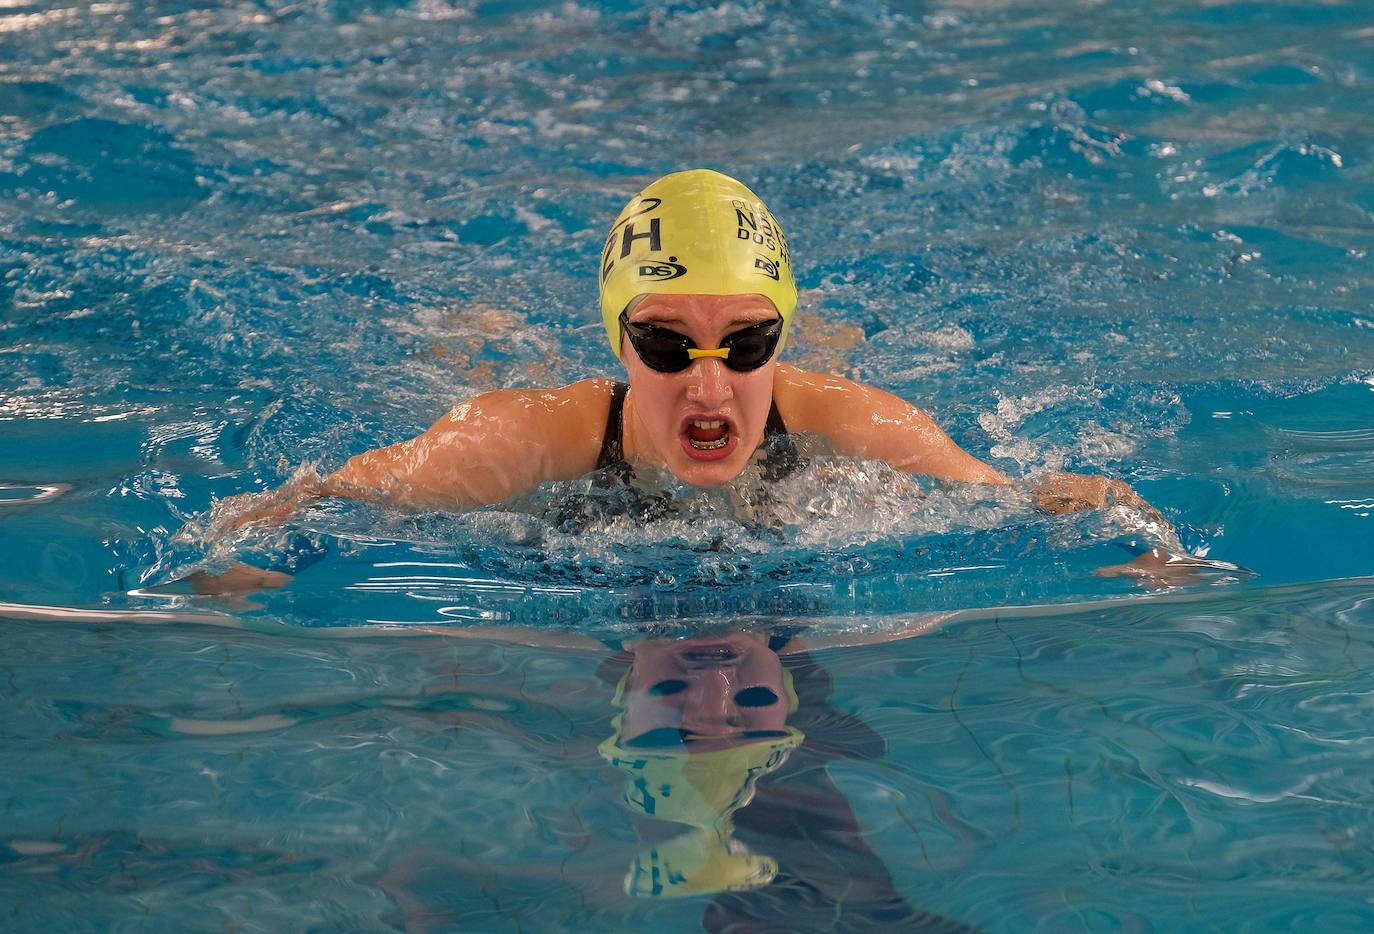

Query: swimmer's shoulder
[
  {"left": 771, "top": 364, "right": 895, "bottom": 436},
  {"left": 430, "top": 379, "right": 620, "bottom": 482},
  {"left": 772, "top": 365, "right": 1007, "bottom": 484}
]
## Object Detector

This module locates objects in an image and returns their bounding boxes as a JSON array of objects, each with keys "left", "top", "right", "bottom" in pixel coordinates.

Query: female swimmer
[{"left": 201, "top": 169, "right": 1179, "bottom": 587}]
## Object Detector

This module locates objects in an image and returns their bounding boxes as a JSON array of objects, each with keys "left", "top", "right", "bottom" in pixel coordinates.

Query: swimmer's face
[
  {"left": 622, "top": 633, "right": 790, "bottom": 750},
  {"left": 621, "top": 293, "right": 782, "bottom": 488}
]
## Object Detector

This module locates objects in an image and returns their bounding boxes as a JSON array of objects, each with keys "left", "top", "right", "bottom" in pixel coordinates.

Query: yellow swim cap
[
  {"left": 598, "top": 727, "right": 803, "bottom": 829},
  {"left": 625, "top": 829, "right": 777, "bottom": 899},
  {"left": 598, "top": 726, "right": 803, "bottom": 898},
  {"left": 599, "top": 169, "right": 797, "bottom": 358}
]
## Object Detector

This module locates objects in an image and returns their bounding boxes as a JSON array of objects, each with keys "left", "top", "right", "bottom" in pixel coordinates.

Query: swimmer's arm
[
  {"left": 775, "top": 366, "right": 1175, "bottom": 528},
  {"left": 775, "top": 614, "right": 958, "bottom": 653},
  {"left": 321, "top": 380, "right": 606, "bottom": 510},
  {"left": 186, "top": 384, "right": 608, "bottom": 597},
  {"left": 210, "top": 380, "right": 609, "bottom": 531},
  {"left": 773, "top": 365, "right": 1009, "bottom": 484}
]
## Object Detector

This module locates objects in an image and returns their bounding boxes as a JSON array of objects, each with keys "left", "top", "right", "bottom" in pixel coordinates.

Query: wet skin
[
  {"left": 621, "top": 633, "right": 790, "bottom": 750},
  {"left": 619, "top": 294, "right": 783, "bottom": 489},
  {"left": 191, "top": 292, "right": 1190, "bottom": 593}
]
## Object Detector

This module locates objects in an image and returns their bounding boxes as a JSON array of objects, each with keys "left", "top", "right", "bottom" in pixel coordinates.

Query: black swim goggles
[{"left": 618, "top": 309, "right": 784, "bottom": 373}]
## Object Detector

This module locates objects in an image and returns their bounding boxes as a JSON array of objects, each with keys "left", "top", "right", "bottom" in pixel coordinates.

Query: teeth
[
  {"left": 689, "top": 437, "right": 729, "bottom": 450},
  {"left": 691, "top": 419, "right": 724, "bottom": 429}
]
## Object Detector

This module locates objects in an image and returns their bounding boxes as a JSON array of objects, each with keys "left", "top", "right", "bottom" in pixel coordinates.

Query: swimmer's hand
[
  {"left": 1034, "top": 473, "right": 1142, "bottom": 514},
  {"left": 1032, "top": 472, "right": 1171, "bottom": 529},
  {"left": 186, "top": 562, "right": 292, "bottom": 597},
  {"left": 208, "top": 483, "right": 323, "bottom": 536},
  {"left": 187, "top": 469, "right": 339, "bottom": 542},
  {"left": 1094, "top": 548, "right": 1215, "bottom": 590}
]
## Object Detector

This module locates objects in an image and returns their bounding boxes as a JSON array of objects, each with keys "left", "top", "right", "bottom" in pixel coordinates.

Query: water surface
[{"left": 2, "top": 0, "right": 1374, "bottom": 930}]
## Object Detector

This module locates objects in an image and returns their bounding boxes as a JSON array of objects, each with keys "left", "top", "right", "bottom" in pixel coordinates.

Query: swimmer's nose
[
  {"left": 682, "top": 671, "right": 743, "bottom": 734},
  {"left": 684, "top": 357, "right": 733, "bottom": 406}
]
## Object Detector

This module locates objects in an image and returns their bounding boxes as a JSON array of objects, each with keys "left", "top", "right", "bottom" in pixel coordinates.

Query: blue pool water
[{"left": 3, "top": 0, "right": 1374, "bottom": 930}]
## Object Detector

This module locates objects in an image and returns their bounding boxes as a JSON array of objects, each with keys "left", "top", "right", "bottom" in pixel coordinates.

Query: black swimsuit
[
  {"left": 542, "top": 383, "right": 802, "bottom": 533},
  {"left": 595, "top": 381, "right": 800, "bottom": 481}
]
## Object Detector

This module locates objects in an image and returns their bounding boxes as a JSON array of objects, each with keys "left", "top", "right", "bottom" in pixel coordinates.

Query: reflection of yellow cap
[
  {"left": 599, "top": 169, "right": 798, "bottom": 358},
  {"left": 599, "top": 726, "right": 802, "bottom": 898},
  {"left": 599, "top": 727, "right": 802, "bottom": 828},
  {"left": 626, "top": 829, "right": 777, "bottom": 899}
]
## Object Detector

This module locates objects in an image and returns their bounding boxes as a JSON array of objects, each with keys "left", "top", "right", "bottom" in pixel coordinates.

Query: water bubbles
[
  {"left": 129, "top": 436, "right": 1206, "bottom": 630},
  {"left": 1137, "top": 79, "right": 1191, "bottom": 104}
]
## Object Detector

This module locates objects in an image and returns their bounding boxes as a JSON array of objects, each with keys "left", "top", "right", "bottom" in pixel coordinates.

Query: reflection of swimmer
[
  {"left": 694, "top": 637, "right": 977, "bottom": 933},
  {"left": 198, "top": 168, "right": 1179, "bottom": 581},
  {"left": 599, "top": 633, "right": 803, "bottom": 898},
  {"left": 596, "top": 629, "right": 974, "bottom": 929},
  {"left": 601, "top": 626, "right": 978, "bottom": 928},
  {"left": 373, "top": 624, "right": 975, "bottom": 930}
]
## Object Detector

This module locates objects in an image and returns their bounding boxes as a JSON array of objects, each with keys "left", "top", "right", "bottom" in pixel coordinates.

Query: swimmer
[{"left": 199, "top": 169, "right": 1181, "bottom": 589}]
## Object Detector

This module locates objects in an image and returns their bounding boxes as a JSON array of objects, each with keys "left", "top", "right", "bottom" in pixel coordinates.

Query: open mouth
[
  {"left": 686, "top": 418, "right": 729, "bottom": 450},
  {"left": 678, "top": 644, "right": 741, "bottom": 666},
  {"left": 680, "top": 414, "right": 737, "bottom": 461}
]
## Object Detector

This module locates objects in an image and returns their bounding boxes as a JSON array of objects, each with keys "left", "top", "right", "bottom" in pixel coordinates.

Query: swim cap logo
[
  {"left": 753, "top": 256, "right": 780, "bottom": 281},
  {"left": 638, "top": 255, "right": 687, "bottom": 281}
]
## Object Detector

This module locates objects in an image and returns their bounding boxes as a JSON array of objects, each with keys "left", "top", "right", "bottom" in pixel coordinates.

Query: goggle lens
[{"left": 619, "top": 311, "right": 782, "bottom": 373}]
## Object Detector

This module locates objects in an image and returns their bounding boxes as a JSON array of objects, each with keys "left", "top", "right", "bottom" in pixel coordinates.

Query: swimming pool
[{"left": 3, "top": 0, "right": 1373, "bottom": 929}]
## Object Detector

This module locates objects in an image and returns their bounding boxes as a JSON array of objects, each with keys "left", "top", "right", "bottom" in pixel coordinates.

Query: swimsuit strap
[
  {"left": 764, "top": 399, "right": 787, "bottom": 437},
  {"left": 768, "top": 625, "right": 804, "bottom": 653},
  {"left": 596, "top": 381, "right": 629, "bottom": 470},
  {"left": 759, "top": 398, "right": 802, "bottom": 482}
]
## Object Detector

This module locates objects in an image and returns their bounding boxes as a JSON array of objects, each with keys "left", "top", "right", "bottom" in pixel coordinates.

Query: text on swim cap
[
  {"left": 602, "top": 219, "right": 662, "bottom": 283},
  {"left": 732, "top": 200, "right": 789, "bottom": 262},
  {"left": 621, "top": 219, "right": 661, "bottom": 257},
  {"left": 601, "top": 197, "right": 662, "bottom": 284}
]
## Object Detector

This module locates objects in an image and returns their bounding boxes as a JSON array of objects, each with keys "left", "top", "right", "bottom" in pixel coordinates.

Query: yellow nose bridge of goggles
[{"left": 686, "top": 347, "right": 730, "bottom": 360}]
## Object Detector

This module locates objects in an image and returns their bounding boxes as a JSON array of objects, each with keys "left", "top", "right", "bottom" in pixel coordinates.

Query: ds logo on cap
[{"left": 638, "top": 256, "right": 688, "bottom": 281}]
